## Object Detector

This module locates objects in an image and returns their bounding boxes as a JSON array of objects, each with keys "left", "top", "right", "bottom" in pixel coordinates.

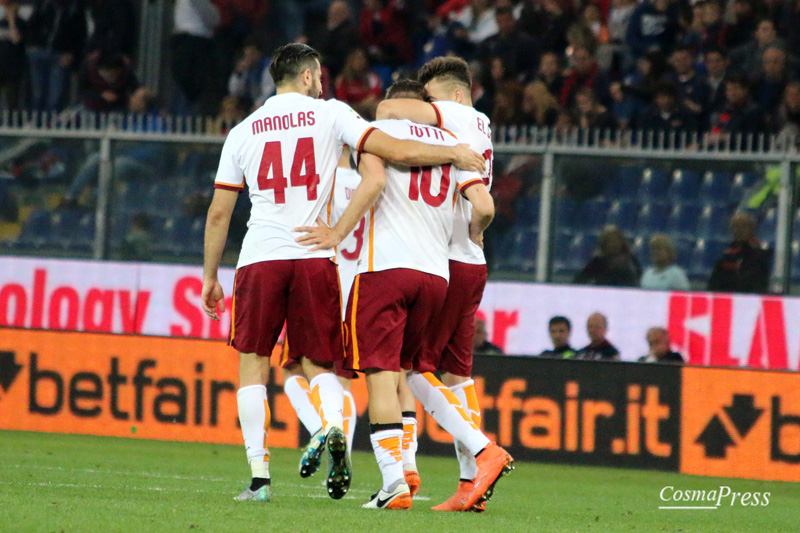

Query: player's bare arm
[
  {"left": 201, "top": 188, "right": 238, "bottom": 320},
  {"left": 375, "top": 99, "right": 439, "bottom": 125},
  {"left": 463, "top": 183, "right": 494, "bottom": 248},
  {"left": 295, "top": 154, "right": 386, "bottom": 251},
  {"left": 362, "top": 129, "right": 485, "bottom": 173}
]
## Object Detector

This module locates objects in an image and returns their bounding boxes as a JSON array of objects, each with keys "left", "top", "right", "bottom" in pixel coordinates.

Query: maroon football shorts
[
  {"left": 420, "top": 261, "right": 487, "bottom": 376},
  {"left": 230, "top": 258, "right": 344, "bottom": 363},
  {"left": 344, "top": 268, "right": 447, "bottom": 373}
]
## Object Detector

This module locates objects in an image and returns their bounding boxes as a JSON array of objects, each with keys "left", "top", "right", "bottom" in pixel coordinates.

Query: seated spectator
[
  {"left": 477, "top": 1, "right": 539, "bottom": 82},
  {"left": 312, "top": 0, "right": 359, "bottom": 80},
  {"left": 610, "top": 81, "right": 635, "bottom": 129},
  {"left": 227, "top": 37, "right": 274, "bottom": 109},
  {"left": 638, "top": 81, "right": 700, "bottom": 139},
  {"left": 727, "top": 0, "right": 758, "bottom": 50},
  {"left": 358, "top": 0, "right": 413, "bottom": 67},
  {"left": 473, "top": 318, "right": 504, "bottom": 355},
  {"left": 623, "top": 50, "right": 669, "bottom": 120},
  {"left": 520, "top": 81, "right": 560, "bottom": 128},
  {"left": 539, "top": 316, "right": 577, "bottom": 358},
  {"left": 730, "top": 18, "right": 784, "bottom": 77},
  {"left": 700, "top": 0, "right": 728, "bottom": 53},
  {"left": 120, "top": 212, "right": 153, "bottom": 261},
  {"left": 704, "top": 46, "right": 729, "bottom": 112},
  {"left": 575, "top": 225, "right": 641, "bottom": 287},
  {"left": 751, "top": 46, "right": 792, "bottom": 122},
  {"left": 576, "top": 313, "right": 620, "bottom": 361},
  {"left": 490, "top": 77, "right": 523, "bottom": 129},
  {"left": 668, "top": 45, "right": 711, "bottom": 128},
  {"left": 709, "top": 73, "right": 768, "bottom": 143},
  {"left": 708, "top": 211, "right": 772, "bottom": 293},
  {"left": 625, "top": 0, "right": 679, "bottom": 67},
  {"left": 518, "top": 0, "right": 569, "bottom": 55},
  {"left": 608, "top": 0, "right": 637, "bottom": 48},
  {"left": 335, "top": 48, "right": 382, "bottom": 120},
  {"left": 0, "top": 0, "right": 25, "bottom": 110},
  {"left": 641, "top": 233, "right": 691, "bottom": 290},
  {"left": 566, "top": 5, "right": 601, "bottom": 55},
  {"left": 638, "top": 327, "right": 684, "bottom": 363},
  {"left": 560, "top": 45, "right": 612, "bottom": 108},
  {"left": 571, "top": 87, "right": 618, "bottom": 131},
  {"left": 535, "top": 52, "right": 564, "bottom": 97},
  {"left": 776, "top": 82, "right": 800, "bottom": 146},
  {"left": 80, "top": 51, "right": 139, "bottom": 113}
]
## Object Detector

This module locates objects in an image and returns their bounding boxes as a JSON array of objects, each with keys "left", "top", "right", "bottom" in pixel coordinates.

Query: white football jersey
[
  {"left": 431, "top": 100, "right": 493, "bottom": 265},
  {"left": 213, "top": 93, "right": 375, "bottom": 269},
  {"left": 331, "top": 166, "right": 364, "bottom": 317},
  {"left": 357, "top": 119, "right": 483, "bottom": 281}
]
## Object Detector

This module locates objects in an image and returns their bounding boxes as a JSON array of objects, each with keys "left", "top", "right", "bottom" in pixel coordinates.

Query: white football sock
[
  {"left": 310, "top": 372, "right": 345, "bottom": 432},
  {"left": 237, "top": 384, "right": 270, "bottom": 479},
  {"left": 450, "top": 381, "right": 478, "bottom": 480},
  {"left": 407, "top": 371, "right": 489, "bottom": 456},
  {"left": 370, "top": 427, "right": 405, "bottom": 492},
  {"left": 401, "top": 413, "right": 418, "bottom": 472},
  {"left": 343, "top": 390, "right": 357, "bottom": 456},
  {"left": 284, "top": 375, "right": 323, "bottom": 435}
]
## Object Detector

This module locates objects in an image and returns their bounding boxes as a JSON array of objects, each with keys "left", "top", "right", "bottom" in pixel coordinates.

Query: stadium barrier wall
[
  {"left": 1, "top": 328, "right": 798, "bottom": 482},
  {"left": 2, "top": 256, "right": 800, "bottom": 369}
]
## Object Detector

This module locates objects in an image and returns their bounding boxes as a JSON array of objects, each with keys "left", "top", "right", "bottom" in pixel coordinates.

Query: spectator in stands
[
  {"left": 699, "top": 0, "right": 728, "bottom": 53},
  {"left": 335, "top": 48, "right": 382, "bottom": 120},
  {"left": 26, "top": 0, "right": 87, "bottom": 113},
  {"left": 710, "top": 73, "right": 768, "bottom": 142},
  {"left": 751, "top": 47, "right": 792, "bottom": 121},
  {"left": 727, "top": 0, "right": 758, "bottom": 50},
  {"left": 312, "top": 0, "right": 359, "bottom": 80},
  {"left": 641, "top": 233, "right": 691, "bottom": 290},
  {"left": 518, "top": 0, "right": 569, "bottom": 55},
  {"left": 560, "top": 45, "right": 612, "bottom": 108},
  {"left": 0, "top": 0, "right": 25, "bottom": 110},
  {"left": 120, "top": 212, "right": 153, "bottom": 261},
  {"left": 708, "top": 211, "right": 772, "bottom": 293},
  {"left": 566, "top": 4, "right": 601, "bottom": 55},
  {"left": 207, "top": 94, "right": 247, "bottom": 134},
  {"left": 610, "top": 81, "right": 635, "bottom": 129},
  {"left": 79, "top": 51, "right": 138, "bottom": 113},
  {"left": 638, "top": 327, "right": 684, "bottom": 363},
  {"left": 272, "top": 0, "right": 329, "bottom": 43},
  {"left": 539, "top": 316, "right": 577, "bottom": 358},
  {"left": 171, "top": 0, "right": 220, "bottom": 115},
  {"left": 473, "top": 318, "right": 504, "bottom": 355},
  {"left": 86, "top": 0, "right": 136, "bottom": 57},
  {"left": 358, "top": 0, "right": 413, "bottom": 68},
  {"left": 535, "top": 52, "right": 564, "bottom": 98},
  {"left": 576, "top": 313, "right": 620, "bottom": 360},
  {"left": 228, "top": 37, "right": 274, "bottom": 109},
  {"left": 668, "top": 45, "right": 711, "bottom": 128},
  {"left": 478, "top": 1, "right": 539, "bottom": 82},
  {"left": 571, "top": 87, "right": 618, "bottom": 131},
  {"left": 623, "top": 50, "right": 669, "bottom": 119},
  {"left": 520, "top": 81, "right": 560, "bottom": 128},
  {"left": 608, "top": 0, "right": 637, "bottom": 49},
  {"left": 776, "top": 81, "right": 800, "bottom": 146},
  {"left": 625, "top": 0, "right": 679, "bottom": 68},
  {"left": 575, "top": 225, "right": 641, "bottom": 287},
  {"left": 638, "top": 81, "right": 700, "bottom": 138},
  {"left": 704, "top": 46, "right": 729, "bottom": 112},
  {"left": 730, "top": 19, "right": 783, "bottom": 77},
  {"left": 490, "top": 76, "right": 523, "bottom": 129}
]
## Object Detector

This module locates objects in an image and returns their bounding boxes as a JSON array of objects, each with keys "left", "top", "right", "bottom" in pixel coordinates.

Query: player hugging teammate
[{"left": 202, "top": 43, "right": 513, "bottom": 511}]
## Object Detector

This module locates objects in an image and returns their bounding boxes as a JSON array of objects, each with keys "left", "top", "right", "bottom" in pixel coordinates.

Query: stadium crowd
[{"left": 3, "top": 0, "right": 800, "bottom": 141}]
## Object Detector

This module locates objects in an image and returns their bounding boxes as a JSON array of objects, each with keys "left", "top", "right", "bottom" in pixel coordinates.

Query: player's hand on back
[
  {"left": 295, "top": 217, "right": 344, "bottom": 251},
  {"left": 201, "top": 279, "right": 226, "bottom": 321},
  {"left": 452, "top": 144, "right": 486, "bottom": 173}
]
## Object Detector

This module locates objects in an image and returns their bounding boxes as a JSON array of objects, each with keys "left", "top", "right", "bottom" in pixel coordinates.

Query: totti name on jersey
[
  {"left": 408, "top": 124, "right": 446, "bottom": 142},
  {"left": 251, "top": 111, "right": 316, "bottom": 135}
]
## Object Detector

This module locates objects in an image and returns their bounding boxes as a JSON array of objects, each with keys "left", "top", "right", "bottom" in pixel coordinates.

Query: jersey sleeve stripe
[
  {"left": 214, "top": 182, "right": 244, "bottom": 192},
  {"left": 357, "top": 126, "right": 378, "bottom": 153},
  {"left": 459, "top": 178, "right": 484, "bottom": 192},
  {"left": 431, "top": 103, "right": 443, "bottom": 129}
]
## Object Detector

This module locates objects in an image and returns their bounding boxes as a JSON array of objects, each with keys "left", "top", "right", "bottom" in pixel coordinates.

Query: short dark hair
[
  {"left": 549, "top": 316, "right": 571, "bottom": 330},
  {"left": 386, "top": 79, "right": 426, "bottom": 100},
  {"left": 705, "top": 45, "right": 728, "bottom": 58},
  {"left": 726, "top": 72, "right": 750, "bottom": 91},
  {"left": 269, "top": 43, "right": 321, "bottom": 86},
  {"left": 653, "top": 81, "right": 678, "bottom": 98},
  {"left": 418, "top": 56, "right": 471, "bottom": 89}
]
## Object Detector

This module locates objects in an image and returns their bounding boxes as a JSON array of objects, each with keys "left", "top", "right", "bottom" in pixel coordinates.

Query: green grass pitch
[{"left": 1, "top": 430, "right": 797, "bottom": 532}]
